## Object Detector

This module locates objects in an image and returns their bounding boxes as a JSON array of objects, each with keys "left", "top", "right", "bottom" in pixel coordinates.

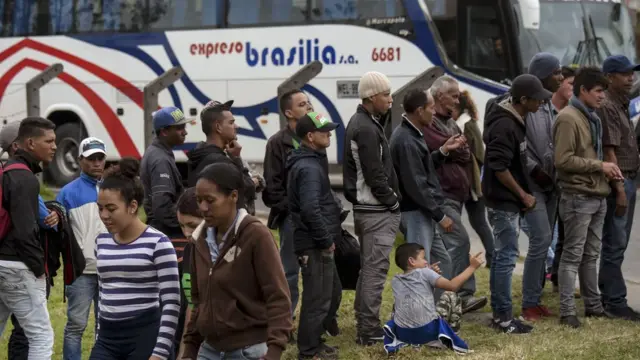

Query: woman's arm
[
  {"left": 253, "top": 224, "right": 293, "bottom": 360},
  {"left": 177, "top": 306, "right": 192, "bottom": 359},
  {"left": 152, "top": 237, "right": 181, "bottom": 360}
]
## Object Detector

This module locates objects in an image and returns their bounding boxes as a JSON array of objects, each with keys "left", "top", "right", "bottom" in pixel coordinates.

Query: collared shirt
[
  {"left": 598, "top": 90, "right": 640, "bottom": 174},
  {"left": 205, "top": 211, "right": 240, "bottom": 263}
]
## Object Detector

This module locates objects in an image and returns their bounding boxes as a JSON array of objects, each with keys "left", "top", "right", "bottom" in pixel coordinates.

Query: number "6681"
[{"left": 371, "top": 47, "right": 401, "bottom": 62}]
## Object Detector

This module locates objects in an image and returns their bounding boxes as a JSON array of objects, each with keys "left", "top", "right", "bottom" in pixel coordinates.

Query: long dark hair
[{"left": 456, "top": 90, "right": 479, "bottom": 121}]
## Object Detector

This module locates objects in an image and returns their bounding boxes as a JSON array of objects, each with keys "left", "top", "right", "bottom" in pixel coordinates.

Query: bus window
[
  {"left": 148, "top": 0, "right": 224, "bottom": 30},
  {"left": 459, "top": 2, "right": 509, "bottom": 82},
  {"left": 227, "top": 0, "right": 308, "bottom": 26},
  {"left": 309, "top": 0, "right": 403, "bottom": 21}
]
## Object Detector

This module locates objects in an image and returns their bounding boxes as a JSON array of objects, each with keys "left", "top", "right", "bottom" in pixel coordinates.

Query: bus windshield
[{"left": 518, "top": 0, "right": 636, "bottom": 68}]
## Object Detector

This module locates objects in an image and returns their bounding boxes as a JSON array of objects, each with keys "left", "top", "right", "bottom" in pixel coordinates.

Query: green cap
[{"left": 295, "top": 112, "right": 339, "bottom": 138}]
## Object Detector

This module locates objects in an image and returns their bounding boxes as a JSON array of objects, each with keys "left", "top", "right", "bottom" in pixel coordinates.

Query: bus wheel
[{"left": 46, "top": 122, "right": 85, "bottom": 187}]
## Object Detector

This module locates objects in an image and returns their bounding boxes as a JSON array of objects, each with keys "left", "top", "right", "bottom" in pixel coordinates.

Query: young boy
[{"left": 384, "top": 243, "right": 484, "bottom": 355}]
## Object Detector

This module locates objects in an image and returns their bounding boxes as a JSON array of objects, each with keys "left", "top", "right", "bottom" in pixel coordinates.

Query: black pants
[
  {"left": 297, "top": 249, "right": 342, "bottom": 356},
  {"left": 464, "top": 198, "right": 494, "bottom": 266},
  {"left": 8, "top": 279, "right": 51, "bottom": 360},
  {"left": 89, "top": 307, "right": 168, "bottom": 360}
]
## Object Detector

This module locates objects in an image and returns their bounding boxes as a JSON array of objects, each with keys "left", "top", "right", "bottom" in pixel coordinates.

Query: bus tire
[{"left": 45, "top": 122, "right": 86, "bottom": 187}]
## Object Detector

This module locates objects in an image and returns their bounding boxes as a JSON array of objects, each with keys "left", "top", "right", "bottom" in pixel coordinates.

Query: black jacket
[
  {"left": 0, "top": 150, "right": 46, "bottom": 277},
  {"left": 140, "top": 139, "right": 184, "bottom": 238},
  {"left": 186, "top": 142, "right": 256, "bottom": 209},
  {"left": 389, "top": 117, "right": 447, "bottom": 221},
  {"left": 482, "top": 96, "right": 530, "bottom": 213},
  {"left": 287, "top": 145, "right": 341, "bottom": 254},
  {"left": 262, "top": 126, "right": 300, "bottom": 229},
  {"left": 343, "top": 105, "right": 400, "bottom": 212},
  {"left": 42, "top": 201, "right": 85, "bottom": 288}
]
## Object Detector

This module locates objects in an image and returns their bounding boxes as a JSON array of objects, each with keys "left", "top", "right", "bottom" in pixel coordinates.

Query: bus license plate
[{"left": 337, "top": 80, "right": 360, "bottom": 99}]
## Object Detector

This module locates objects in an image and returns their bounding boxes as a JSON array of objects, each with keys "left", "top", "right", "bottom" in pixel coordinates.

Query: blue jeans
[
  {"left": 0, "top": 266, "right": 54, "bottom": 359},
  {"left": 279, "top": 215, "right": 299, "bottom": 316},
  {"left": 599, "top": 177, "right": 637, "bottom": 310},
  {"left": 440, "top": 199, "right": 475, "bottom": 299},
  {"left": 401, "top": 210, "right": 451, "bottom": 279},
  {"left": 487, "top": 208, "right": 520, "bottom": 321},
  {"left": 63, "top": 274, "right": 99, "bottom": 360},
  {"left": 197, "top": 341, "right": 267, "bottom": 360},
  {"left": 520, "top": 191, "right": 557, "bottom": 309}
]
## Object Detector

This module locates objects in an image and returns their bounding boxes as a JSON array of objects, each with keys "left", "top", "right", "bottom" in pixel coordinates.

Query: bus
[{"left": 0, "top": 0, "right": 637, "bottom": 186}]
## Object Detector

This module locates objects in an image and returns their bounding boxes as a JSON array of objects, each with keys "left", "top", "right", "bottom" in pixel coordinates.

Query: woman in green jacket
[{"left": 453, "top": 90, "right": 494, "bottom": 268}]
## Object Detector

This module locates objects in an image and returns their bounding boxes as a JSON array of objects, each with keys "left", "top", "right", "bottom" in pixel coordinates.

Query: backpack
[{"left": 0, "top": 163, "right": 32, "bottom": 240}]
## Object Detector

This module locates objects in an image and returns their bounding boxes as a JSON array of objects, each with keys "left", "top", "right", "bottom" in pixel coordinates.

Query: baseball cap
[
  {"left": 0, "top": 121, "right": 21, "bottom": 156},
  {"left": 203, "top": 99, "right": 234, "bottom": 111},
  {"left": 153, "top": 106, "right": 189, "bottom": 132},
  {"left": 295, "top": 112, "right": 339, "bottom": 139},
  {"left": 510, "top": 74, "right": 553, "bottom": 101},
  {"left": 79, "top": 137, "right": 106, "bottom": 158},
  {"left": 602, "top": 55, "right": 640, "bottom": 74}
]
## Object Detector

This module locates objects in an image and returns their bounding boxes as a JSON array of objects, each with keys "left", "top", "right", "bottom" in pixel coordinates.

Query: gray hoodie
[{"left": 525, "top": 102, "right": 558, "bottom": 192}]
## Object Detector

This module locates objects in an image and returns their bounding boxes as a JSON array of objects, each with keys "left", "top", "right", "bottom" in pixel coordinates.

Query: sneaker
[
  {"left": 461, "top": 296, "right": 488, "bottom": 314},
  {"left": 560, "top": 315, "right": 581, "bottom": 328},
  {"left": 298, "top": 344, "right": 339, "bottom": 360},
  {"left": 585, "top": 310, "right": 611, "bottom": 319},
  {"left": 537, "top": 305, "right": 553, "bottom": 317},
  {"left": 356, "top": 328, "right": 385, "bottom": 346},
  {"left": 521, "top": 307, "right": 542, "bottom": 321},
  {"left": 325, "top": 318, "right": 340, "bottom": 337},
  {"left": 606, "top": 306, "right": 640, "bottom": 322},
  {"left": 492, "top": 318, "right": 533, "bottom": 334}
]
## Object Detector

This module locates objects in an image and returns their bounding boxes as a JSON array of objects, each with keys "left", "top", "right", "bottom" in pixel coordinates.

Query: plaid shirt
[{"left": 597, "top": 90, "right": 640, "bottom": 175}]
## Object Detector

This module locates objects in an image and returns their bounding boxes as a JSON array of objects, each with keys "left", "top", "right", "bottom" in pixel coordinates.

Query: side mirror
[{"left": 518, "top": 0, "right": 540, "bottom": 30}]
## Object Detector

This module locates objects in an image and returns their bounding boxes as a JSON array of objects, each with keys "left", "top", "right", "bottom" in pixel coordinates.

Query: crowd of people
[{"left": 0, "top": 51, "right": 638, "bottom": 360}]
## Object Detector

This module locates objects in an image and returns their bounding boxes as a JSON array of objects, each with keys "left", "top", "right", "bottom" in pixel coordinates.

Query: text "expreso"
[{"left": 190, "top": 42, "right": 244, "bottom": 58}]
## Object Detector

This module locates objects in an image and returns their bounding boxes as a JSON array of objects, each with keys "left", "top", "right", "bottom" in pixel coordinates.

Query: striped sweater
[{"left": 95, "top": 227, "right": 181, "bottom": 360}]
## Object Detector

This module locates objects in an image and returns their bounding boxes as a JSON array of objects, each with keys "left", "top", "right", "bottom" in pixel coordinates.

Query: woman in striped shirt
[{"left": 90, "top": 158, "right": 181, "bottom": 360}]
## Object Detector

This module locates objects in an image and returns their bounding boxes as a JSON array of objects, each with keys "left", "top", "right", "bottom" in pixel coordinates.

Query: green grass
[{"left": 2, "top": 231, "right": 640, "bottom": 359}]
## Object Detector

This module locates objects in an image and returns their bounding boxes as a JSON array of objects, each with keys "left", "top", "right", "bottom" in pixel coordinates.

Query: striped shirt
[{"left": 95, "top": 227, "right": 181, "bottom": 360}]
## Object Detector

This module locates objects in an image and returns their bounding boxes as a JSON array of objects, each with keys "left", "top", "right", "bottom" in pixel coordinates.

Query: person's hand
[
  {"left": 602, "top": 162, "right": 623, "bottom": 181},
  {"left": 520, "top": 192, "right": 536, "bottom": 211},
  {"left": 323, "top": 243, "right": 335, "bottom": 254},
  {"left": 149, "top": 356, "right": 163, "bottom": 360},
  {"left": 226, "top": 140, "right": 242, "bottom": 157},
  {"left": 430, "top": 261, "right": 442, "bottom": 275},
  {"left": 469, "top": 252, "right": 485, "bottom": 269},
  {"left": 252, "top": 176, "right": 260, "bottom": 187},
  {"left": 438, "top": 216, "right": 454, "bottom": 233},
  {"left": 442, "top": 134, "right": 467, "bottom": 153},
  {"left": 615, "top": 190, "right": 628, "bottom": 217},
  {"left": 44, "top": 210, "right": 59, "bottom": 227}
]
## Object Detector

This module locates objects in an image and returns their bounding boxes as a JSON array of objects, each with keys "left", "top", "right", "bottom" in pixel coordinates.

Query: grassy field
[{"left": 3, "top": 199, "right": 640, "bottom": 359}]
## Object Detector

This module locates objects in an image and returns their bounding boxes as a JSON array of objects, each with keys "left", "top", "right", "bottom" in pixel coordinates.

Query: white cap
[
  {"left": 79, "top": 137, "right": 106, "bottom": 158},
  {"left": 358, "top": 71, "right": 392, "bottom": 99}
]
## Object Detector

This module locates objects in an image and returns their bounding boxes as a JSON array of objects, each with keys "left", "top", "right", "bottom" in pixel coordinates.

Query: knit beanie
[
  {"left": 358, "top": 71, "right": 391, "bottom": 99},
  {"left": 527, "top": 52, "right": 560, "bottom": 80}
]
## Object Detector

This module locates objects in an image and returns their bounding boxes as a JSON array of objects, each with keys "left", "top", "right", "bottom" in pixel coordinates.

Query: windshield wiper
[{"left": 573, "top": 14, "right": 611, "bottom": 66}]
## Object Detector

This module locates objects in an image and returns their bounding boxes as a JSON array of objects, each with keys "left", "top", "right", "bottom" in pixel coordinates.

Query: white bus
[{"left": 0, "top": 0, "right": 637, "bottom": 186}]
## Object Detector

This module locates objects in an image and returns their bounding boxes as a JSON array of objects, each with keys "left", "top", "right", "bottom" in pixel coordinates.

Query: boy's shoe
[
  {"left": 492, "top": 318, "right": 533, "bottom": 334},
  {"left": 356, "top": 328, "right": 385, "bottom": 346},
  {"left": 325, "top": 318, "right": 340, "bottom": 337},
  {"left": 298, "top": 344, "right": 338, "bottom": 360},
  {"left": 560, "top": 315, "right": 581, "bottom": 328},
  {"left": 462, "top": 296, "right": 488, "bottom": 314}
]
